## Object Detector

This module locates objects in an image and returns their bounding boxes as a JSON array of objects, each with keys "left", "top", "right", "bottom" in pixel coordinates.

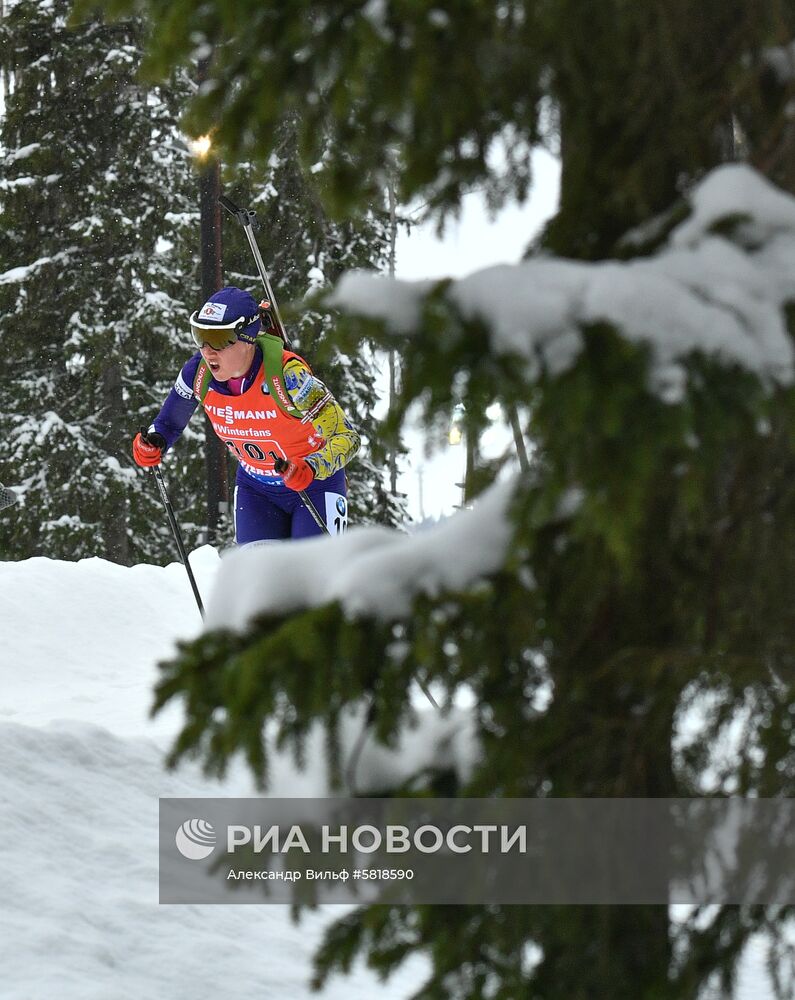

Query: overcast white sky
[
  {"left": 390, "top": 148, "right": 560, "bottom": 521},
  {"left": 395, "top": 148, "right": 560, "bottom": 282}
]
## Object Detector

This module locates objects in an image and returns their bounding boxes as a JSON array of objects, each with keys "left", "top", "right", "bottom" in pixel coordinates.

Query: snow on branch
[
  {"left": 330, "top": 165, "right": 795, "bottom": 404},
  {"left": 763, "top": 40, "right": 795, "bottom": 83},
  {"left": 2, "top": 143, "right": 42, "bottom": 165},
  {"left": 0, "top": 251, "right": 73, "bottom": 286},
  {"left": 326, "top": 275, "right": 436, "bottom": 332},
  {"left": 0, "top": 257, "right": 54, "bottom": 285},
  {"left": 204, "top": 478, "right": 517, "bottom": 633}
]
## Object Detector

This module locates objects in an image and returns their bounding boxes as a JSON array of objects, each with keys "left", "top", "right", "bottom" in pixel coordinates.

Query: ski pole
[
  {"left": 0, "top": 483, "right": 17, "bottom": 512},
  {"left": 269, "top": 453, "right": 330, "bottom": 535},
  {"left": 218, "top": 193, "right": 290, "bottom": 345},
  {"left": 151, "top": 465, "right": 205, "bottom": 617}
]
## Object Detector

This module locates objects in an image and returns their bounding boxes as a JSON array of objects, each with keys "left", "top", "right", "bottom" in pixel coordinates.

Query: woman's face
[{"left": 200, "top": 339, "right": 256, "bottom": 382}]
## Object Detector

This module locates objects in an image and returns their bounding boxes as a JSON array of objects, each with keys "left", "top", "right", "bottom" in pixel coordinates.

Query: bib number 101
[{"left": 226, "top": 440, "right": 277, "bottom": 464}]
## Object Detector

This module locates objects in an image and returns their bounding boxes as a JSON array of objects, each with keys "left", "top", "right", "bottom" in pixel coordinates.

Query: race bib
[{"left": 324, "top": 493, "right": 348, "bottom": 535}]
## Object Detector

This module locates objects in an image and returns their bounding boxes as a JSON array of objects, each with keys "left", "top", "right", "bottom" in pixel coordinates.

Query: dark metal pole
[
  {"left": 197, "top": 57, "right": 228, "bottom": 545},
  {"left": 505, "top": 403, "right": 530, "bottom": 474},
  {"left": 152, "top": 467, "right": 205, "bottom": 617},
  {"left": 386, "top": 176, "right": 399, "bottom": 495},
  {"left": 269, "top": 453, "right": 330, "bottom": 535}
]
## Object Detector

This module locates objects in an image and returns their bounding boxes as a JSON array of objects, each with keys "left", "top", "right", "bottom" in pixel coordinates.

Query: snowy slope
[
  {"left": 0, "top": 549, "right": 776, "bottom": 998},
  {"left": 0, "top": 549, "right": 429, "bottom": 999}
]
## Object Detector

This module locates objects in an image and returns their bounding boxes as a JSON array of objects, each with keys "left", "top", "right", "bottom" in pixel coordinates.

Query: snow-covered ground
[
  {"left": 0, "top": 548, "right": 777, "bottom": 998},
  {"left": 0, "top": 549, "right": 430, "bottom": 998}
]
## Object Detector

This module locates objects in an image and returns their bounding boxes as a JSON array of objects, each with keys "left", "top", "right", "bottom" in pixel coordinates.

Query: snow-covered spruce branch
[{"left": 329, "top": 164, "right": 795, "bottom": 406}]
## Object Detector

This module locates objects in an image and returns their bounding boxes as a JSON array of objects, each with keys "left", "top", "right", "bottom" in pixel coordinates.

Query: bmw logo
[{"left": 336, "top": 496, "right": 347, "bottom": 516}]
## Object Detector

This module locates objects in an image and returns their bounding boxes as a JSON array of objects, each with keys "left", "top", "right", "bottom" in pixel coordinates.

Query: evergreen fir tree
[{"left": 0, "top": 0, "right": 204, "bottom": 564}]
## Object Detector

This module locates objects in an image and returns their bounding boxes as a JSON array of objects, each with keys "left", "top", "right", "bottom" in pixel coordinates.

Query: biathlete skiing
[{"left": 132, "top": 285, "right": 359, "bottom": 543}]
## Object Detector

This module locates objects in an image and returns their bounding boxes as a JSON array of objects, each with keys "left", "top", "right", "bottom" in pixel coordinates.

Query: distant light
[
  {"left": 448, "top": 425, "right": 463, "bottom": 446},
  {"left": 188, "top": 134, "right": 212, "bottom": 159}
]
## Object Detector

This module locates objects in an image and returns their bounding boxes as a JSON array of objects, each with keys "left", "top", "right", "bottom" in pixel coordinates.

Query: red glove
[
  {"left": 132, "top": 429, "right": 166, "bottom": 468},
  {"left": 281, "top": 458, "right": 314, "bottom": 491}
]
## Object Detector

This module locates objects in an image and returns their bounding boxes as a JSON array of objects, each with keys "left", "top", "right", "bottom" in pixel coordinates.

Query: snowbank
[
  {"left": 0, "top": 547, "right": 777, "bottom": 998},
  {"left": 204, "top": 477, "right": 516, "bottom": 632},
  {"left": 0, "top": 719, "right": 428, "bottom": 1000},
  {"left": 0, "top": 551, "right": 430, "bottom": 998}
]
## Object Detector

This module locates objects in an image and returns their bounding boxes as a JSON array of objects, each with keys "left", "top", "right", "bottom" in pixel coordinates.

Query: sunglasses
[{"left": 189, "top": 311, "right": 259, "bottom": 351}]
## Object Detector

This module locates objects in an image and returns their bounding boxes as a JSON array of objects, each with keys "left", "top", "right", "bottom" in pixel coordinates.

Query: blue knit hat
[{"left": 194, "top": 287, "right": 261, "bottom": 343}]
